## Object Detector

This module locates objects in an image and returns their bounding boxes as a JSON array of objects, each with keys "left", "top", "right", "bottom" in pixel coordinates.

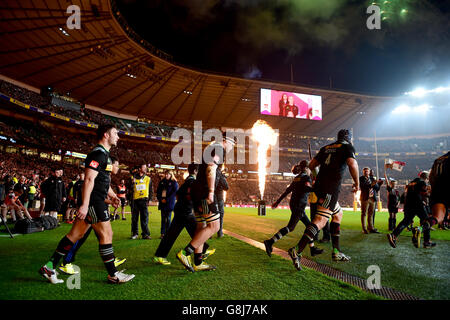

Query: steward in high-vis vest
[{"left": 131, "top": 164, "right": 152, "bottom": 239}]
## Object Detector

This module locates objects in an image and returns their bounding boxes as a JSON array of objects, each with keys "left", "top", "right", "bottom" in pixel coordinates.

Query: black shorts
[
  {"left": 193, "top": 198, "right": 220, "bottom": 224},
  {"left": 430, "top": 187, "right": 449, "bottom": 208},
  {"left": 85, "top": 201, "right": 110, "bottom": 224},
  {"left": 119, "top": 197, "right": 126, "bottom": 207}
]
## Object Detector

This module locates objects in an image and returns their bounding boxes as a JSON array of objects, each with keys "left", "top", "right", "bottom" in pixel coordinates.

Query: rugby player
[
  {"left": 413, "top": 152, "right": 449, "bottom": 248},
  {"left": 153, "top": 164, "right": 215, "bottom": 265},
  {"left": 176, "top": 133, "right": 235, "bottom": 272},
  {"left": 58, "top": 157, "right": 126, "bottom": 275},
  {"left": 264, "top": 160, "right": 323, "bottom": 257},
  {"left": 287, "top": 129, "right": 359, "bottom": 270},
  {"left": 39, "top": 125, "right": 134, "bottom": 284},
  {"left": 387, "top": 171, "right": 431, "bottom": 248}
]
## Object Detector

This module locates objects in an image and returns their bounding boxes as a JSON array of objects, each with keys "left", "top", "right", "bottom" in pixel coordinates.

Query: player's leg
[
  {"left": 264, "top": 207, "right": 300, "bottom": 257},
  {"left": 154, "top": 210, "right": 185, "bottom": 262},
  {"left": 40, "top": 218, "right": 90, "bottom": 283},
  {"left": 422, "top": 203, "right": 446, "bottom": 248},
  {"left": 91, "top": 216, "right": 134, "bottom": 283},
  {"left": 329, "top": 204, "right": 350, "bottom": 261},
  {"left": 177, "top": 200, "right": 219, "bottom": 272},
  {"left": 185, "top": 212, "right": 211, "bottom": 257},
  {"left": 299, "top": 213, "right": 323, "bottom": 255},
  {"left": 387, "top": 208, "right": 414, "bottom": 248}
]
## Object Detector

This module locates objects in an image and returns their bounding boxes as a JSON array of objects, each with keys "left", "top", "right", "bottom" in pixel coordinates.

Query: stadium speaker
[
  {"left": 258, "top": 200, "right": 266, "bottom": 216},
  {"left": 40, "top": 85, "right": 53, "bottom": 97},
  {"left": 91, "top": 4, "right": 100, "bottom": 17}
]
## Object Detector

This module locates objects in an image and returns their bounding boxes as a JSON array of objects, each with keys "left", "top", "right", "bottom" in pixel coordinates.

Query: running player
[
  {"left": 387, "top": 171, "right": 430, "bottom": 248},
  {"left": 176, "top": 133, "right": 236, "bottom": 272},
  {"left": 414, "top": 151, "right": 449, "bottom": 248},
  {"left": 39, "top": 125, "right": 134, "bottom": 284},
  {"left": 287, "top": 129, "right": 359, "bottom": 271},
  {"left": 263, "top": 160, "right": 323, "bottom": 257}
]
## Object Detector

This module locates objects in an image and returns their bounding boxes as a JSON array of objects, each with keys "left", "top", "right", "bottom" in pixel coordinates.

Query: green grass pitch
[{"left": 0, "top": 206, "right": 448, "bottom": 300}]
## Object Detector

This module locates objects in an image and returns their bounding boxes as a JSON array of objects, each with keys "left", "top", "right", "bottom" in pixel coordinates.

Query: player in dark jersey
[
  {"left": 263, "top": 160, "right": 323, "bottom": 257},
  {"left": 176, "top": 133, "right": 236, "bottom": 272},
  {"left": 414, "top": 152, "right": 449, "bottom": 248},
  {"left": 59, "top": 158, "right": 126, "bottom": 275},
  {"left": 153, "top": 164, "right": 215, "bottom": 265},
  {"left": 387, "top": 171, "right": 430, "bottom": 248},
  {"left": 287, "top": 129, "right": 359, "bottom": 271},
  {"left": 39, "top": 125, "right": 134, "bottom": 284}
]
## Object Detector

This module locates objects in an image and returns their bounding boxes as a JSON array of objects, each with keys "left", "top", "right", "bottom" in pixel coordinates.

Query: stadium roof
[{"left": 0, "top": 0, "right": 394, "bottom": 136}]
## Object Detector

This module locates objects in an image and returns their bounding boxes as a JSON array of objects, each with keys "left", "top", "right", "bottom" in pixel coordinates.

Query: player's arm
[
  {"left": 206, "top": 163, "right": 217, "bottom": 204},
  {"left": 347, "top": 157, "right": 359, "bottom": 192},
  {"left": 78, "top": 168, "right": 98, "bottom": 219},
  {"left": 308, "top": 157, "right": 320, "bottom": 178},
  {"left": 272, "top": 184, "right": 292, "bottom": 208}
]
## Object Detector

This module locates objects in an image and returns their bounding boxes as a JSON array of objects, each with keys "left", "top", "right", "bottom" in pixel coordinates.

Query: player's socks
[
  {"left": 296, "top": 223, "right": 319, "bottom": 254},
  {"left": 184, "top": 243, "right": 195, "bottom": 256},
  {"left": 269, "top": 227, "right": 289, "bottom": 244},
  {"left": 99, "top": 243, "right": 117, "bottom": 277},
  {"left": 48, "top": 236, "right": 74, "bottom": 269},
  {"left": 194, "top": 253, "right": 203, "bottom": 266},
  {"left": 202, "top": 242, "right": 210, "bottom": 254},
  {"left": 330, "top": 222, "right": 341, "bottom": 252}
]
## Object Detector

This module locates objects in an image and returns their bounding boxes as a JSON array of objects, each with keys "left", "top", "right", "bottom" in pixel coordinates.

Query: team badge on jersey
[{"left": 89, "top": 160, "right": 99, "bottom": 169}]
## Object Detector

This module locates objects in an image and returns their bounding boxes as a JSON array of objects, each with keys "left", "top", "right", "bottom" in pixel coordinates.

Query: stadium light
[
  {"left": 409, "top": 88, "right": 426, "bottom": 97},
  {"left": 405, "top": 86, "right": 450, "bottom": 97},
  {"left": 414, "top": 104, "right": 432, "bottom": 112},
  {"left": 392, "top": 104, "right": 410, "bottom": 114}
]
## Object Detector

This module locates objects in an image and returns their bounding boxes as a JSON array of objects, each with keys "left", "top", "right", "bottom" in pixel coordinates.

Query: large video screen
[{"left": 260, "top": 88, "right": 322, "bottom": 120}]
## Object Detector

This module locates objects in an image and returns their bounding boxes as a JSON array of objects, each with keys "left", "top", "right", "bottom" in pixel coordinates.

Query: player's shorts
[
  {"left": 193, "top": 199, "right": 220, "bottom": 224},
  {"left": 430, "top": 186, "right": 449, "bottom": 208},
  {"left": 119, "top": 197, "right": 126, "bottom": 207},
  {"left": 310, "top": 190, "right": 341, "bottom": 219},
  {"left": 85, "top": 201, "right": 110, "bottom": 224}
]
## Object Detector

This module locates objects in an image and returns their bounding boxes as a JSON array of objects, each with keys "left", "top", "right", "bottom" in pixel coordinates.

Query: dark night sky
[{"left": 115, "top": 0, "right": 450, "bottom": 96}]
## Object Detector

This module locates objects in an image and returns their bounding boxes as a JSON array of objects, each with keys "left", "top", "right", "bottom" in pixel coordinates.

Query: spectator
[
  {"left": 156, "top": 170, "right": 178, "bottom": 239},
  {"left": 1, "top": 183, "right": 32, "bottom": 222},
  {"left": 40, "top": 168, "right": 66, "bottom": 220},
  {"left": 359, "top": 167, "right": 379, "bottom": 234}
]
